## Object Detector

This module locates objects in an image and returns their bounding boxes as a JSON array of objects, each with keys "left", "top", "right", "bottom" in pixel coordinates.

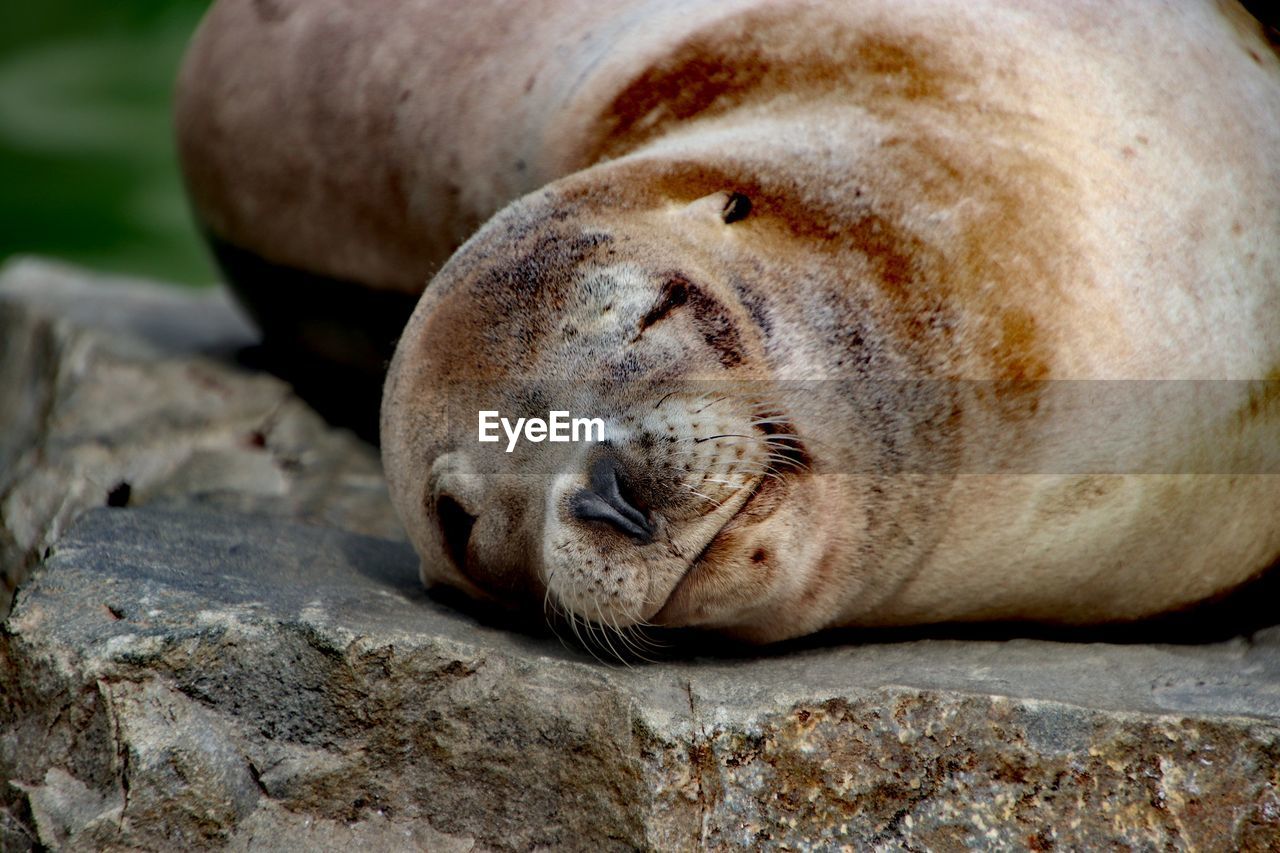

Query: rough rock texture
[
  {"left": 3, "top": 507, "right": 1279, "bottom": 851},
  {"left": 2, "top": 260, "right": 1279, "bottom": 850},
  {"left": 0, "top": 258, "right": 401, "bottom": 615}
]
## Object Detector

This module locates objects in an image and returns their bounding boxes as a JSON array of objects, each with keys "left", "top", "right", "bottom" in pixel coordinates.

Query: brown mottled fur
[{"left": 179, "top": 0, "right": 1279, "bottom": 642}]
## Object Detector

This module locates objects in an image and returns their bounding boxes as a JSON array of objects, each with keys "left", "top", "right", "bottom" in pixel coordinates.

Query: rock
[
  {"left": 3, "top": 506, "right": 1278, "bottom": 850},
  {"left": 2, "top": 258, "right": 1278, "bottom": 848},
  {"left": 0, "top": 257, "right": 403, "bottom": 616}
]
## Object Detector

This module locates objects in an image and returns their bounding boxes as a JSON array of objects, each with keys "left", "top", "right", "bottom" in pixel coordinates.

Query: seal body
[{"left": 178, "top": 0, "right": 1280, "bottom": 642}]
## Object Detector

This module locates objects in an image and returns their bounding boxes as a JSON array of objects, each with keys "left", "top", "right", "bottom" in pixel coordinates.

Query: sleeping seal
[{"left": 177, "top": 0, "right": 1280, "bottom": 642}]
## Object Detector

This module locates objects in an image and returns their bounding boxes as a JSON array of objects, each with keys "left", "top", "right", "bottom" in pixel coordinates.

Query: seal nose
[
  {"left": 436, "top": 493, "right": 478, "bottom": 575},
  {"left": 570, "top": 454, "right": 654, "bottom": 543},
  {"left": 436, "top": 490, "right": 543, "bottom": 604}
]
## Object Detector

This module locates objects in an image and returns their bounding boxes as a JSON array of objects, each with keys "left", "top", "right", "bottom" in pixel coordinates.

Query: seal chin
[
  {"left": 650, "top": 470, "right": 782, "bottom": 628},
  {"left": 541, "top": 458, "right": 769, "bottom": 627},
  {"left": 649, "top": 535, "right": 727, "bottom": 629}
]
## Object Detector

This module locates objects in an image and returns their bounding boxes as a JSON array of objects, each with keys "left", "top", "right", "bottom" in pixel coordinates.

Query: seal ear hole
[
  {"left": 721, "top": 192, "right": 751, "bottom": 224},
  {"left": 436, "top": 494, "right": 477, "bottom": 571}
]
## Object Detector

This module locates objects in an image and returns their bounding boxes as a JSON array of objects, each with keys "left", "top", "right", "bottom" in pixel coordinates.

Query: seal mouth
[{"left": 652, "top": 470, "right": 779, "bottom": 624}]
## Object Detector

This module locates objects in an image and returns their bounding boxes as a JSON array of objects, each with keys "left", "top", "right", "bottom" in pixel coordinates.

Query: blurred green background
[
  {"left": 1, "top": 2, "right": 1274, "bottom": 291},
  {"left": 0, "top": 0, "right": 215, "bottom": 286}
]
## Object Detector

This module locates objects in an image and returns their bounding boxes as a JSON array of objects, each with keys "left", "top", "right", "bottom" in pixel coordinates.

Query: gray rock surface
[
  {"left": 0, "top": 258, "right": 402, "bottom": 616},
  {"left": 3, "top": 507, "right": 1279, "bottom": 851},
  {"left": 2, "top": 259, "right": 1278, "bottom": 850}
]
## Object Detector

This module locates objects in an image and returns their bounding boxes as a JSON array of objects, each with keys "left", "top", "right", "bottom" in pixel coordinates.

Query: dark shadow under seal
[{"left": 205, "top": 231, "right": 421, "bottom": 444}]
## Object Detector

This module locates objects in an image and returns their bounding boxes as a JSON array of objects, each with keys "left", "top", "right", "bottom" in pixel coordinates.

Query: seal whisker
[
  {"left": 692, "top": 396, "right": 731, "bottom": 414},
  {"left": 683, "top": 485, "right": 725, "bottom": 507},
  {"left": 619, "top": 625, "right": 663, "bottom": 662},
  {"left": 673, "top": 434, "right": 777, "bottom": 451},
  {"left": 544, "top": 593, "right": 580, "bottom": 659},
  {"left": 624, "top": 613, "right": 666, "bottom": 645},
  {"left": 766, "top": 448, "right": 811, "bottom": 473},
  {"left": 544, "top": 570, "right": 579, "bottom": 650},
  {"left": 543, "top": 569, "right": 557, "bottom": 614},
  {"left": 693, "top": 433, "right": 755, "bottom": 444},
  {"left": 761, "top": 428, "right": 837, "bottom": 455},
  {"left": 633, "top": 626, "right": 668, "bottom": 653},
  {"left": 608, "top": 610, "right": 647, "bottom": 666},
  {"left": 668, "top": 446, "right": 733, "bottom": 456},
  {"left": 592, "top": 600, "right": 630, "bottom": 666},
  {"left": 578, "top": 614, "right": 612, "bottom": 666},
  {"left": 652, "top": 390, "right": 679, "bottom": 411},
  {"left": 748, "top": 467, "right": 791, "bottom": 483},
  {"left": 563, "top": 582, "right": 594, "bottom": 657},
  {"left": 760, "top": 436, "right": 812, "bottom": 470},
  {"left": 613, "top": 598, "right": 665, "bottom": 659}
]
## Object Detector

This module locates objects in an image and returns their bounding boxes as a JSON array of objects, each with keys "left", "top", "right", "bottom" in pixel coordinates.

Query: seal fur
[{"left": 179, "top": 0, "right": 1280, "bottom": 642}]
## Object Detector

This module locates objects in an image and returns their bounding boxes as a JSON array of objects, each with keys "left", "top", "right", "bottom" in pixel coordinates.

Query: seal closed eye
[{"left": 636, "top": 278, "right": 689, "bottom": 337}]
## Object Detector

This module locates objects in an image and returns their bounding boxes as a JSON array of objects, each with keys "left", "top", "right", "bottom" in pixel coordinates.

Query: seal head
[{"left": 380, "top": 167, "right": 953, "bottom": 643}]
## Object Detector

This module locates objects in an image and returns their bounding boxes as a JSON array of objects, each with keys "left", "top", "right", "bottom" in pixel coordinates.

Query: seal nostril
[
  {"left": 437, "top": 494, "right": 477, "bottom": 571},
  {"left": 571, "top": 455, "right": 654, "bottom": 543}
]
